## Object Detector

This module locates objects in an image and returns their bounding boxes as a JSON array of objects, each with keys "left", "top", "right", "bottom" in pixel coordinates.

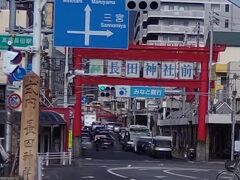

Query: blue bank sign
[
  {"left": 116, "top": 86, "right": 165, "bottom": 98},
  {"left": 54, "top": 0, "right": 129, "bottom": 49}
]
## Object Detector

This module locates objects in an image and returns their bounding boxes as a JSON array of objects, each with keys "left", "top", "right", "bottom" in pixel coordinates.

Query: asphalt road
[{"left": 44, "top": 137, "right": 229, "bottom": 180}]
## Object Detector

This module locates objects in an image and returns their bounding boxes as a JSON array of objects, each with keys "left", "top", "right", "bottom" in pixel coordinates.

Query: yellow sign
[
  {"left": 68, "top": 130, "right": 72, "bottom": 149},
  {"left": 19, "top": 73, "right": 40, "bottom": 180}
]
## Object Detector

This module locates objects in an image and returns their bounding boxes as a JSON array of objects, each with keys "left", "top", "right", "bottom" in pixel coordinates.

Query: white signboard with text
[
  {"left": 161, "top": 62, "right": 176, "bottom": 79},
  {"left": 143, "top": 61, "right": 158, "bottom": 78},
  {"left": 125, "top": 61, "right": 140, "bottom": 78},
  {"left": 179, "top": 62, "right": 194, "bottom": 79},
  {"left": 107, "top": 60, "right": 122, "bottom": 76}
]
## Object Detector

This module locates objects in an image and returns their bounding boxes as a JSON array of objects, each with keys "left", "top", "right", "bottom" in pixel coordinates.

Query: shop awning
[
  {"left": 0, "top": 110, "right": 66, "bottom": 126},
  {"left": 40, "top": 111, "right": 66, "bottom": 126}
]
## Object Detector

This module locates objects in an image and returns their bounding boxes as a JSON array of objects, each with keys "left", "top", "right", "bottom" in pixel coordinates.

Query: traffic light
[
  {"left": 98, "top": 85, "right": 115, "bottom": 97},
  {"left": 125, "top": 0, "right": 160, "bottom": 11}
]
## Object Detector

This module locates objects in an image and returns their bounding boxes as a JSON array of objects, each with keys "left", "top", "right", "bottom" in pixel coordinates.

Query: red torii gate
[{"left": 73, "top": 45, "right": 225, "bottom": 141}]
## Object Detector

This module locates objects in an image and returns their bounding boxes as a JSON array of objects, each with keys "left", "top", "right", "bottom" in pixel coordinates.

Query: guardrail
[{"left": 38, "top": 151, "right": 72, "bottom": 166}]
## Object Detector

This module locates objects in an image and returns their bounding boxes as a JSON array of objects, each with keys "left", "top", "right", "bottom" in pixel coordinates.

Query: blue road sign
[
  {"left": 54, "top": 0, "right": 129, "bottom": 49},
  {"left": 81, "top": 96, "right": 88, "bottom": 104}
]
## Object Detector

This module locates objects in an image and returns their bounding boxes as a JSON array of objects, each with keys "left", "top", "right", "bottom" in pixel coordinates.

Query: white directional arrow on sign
[{"left": 67, "top": 4, "right": 114, "bottom": 46}]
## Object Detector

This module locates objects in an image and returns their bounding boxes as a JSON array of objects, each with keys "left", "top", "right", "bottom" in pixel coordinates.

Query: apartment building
[
  {"left": 134, "top": 0, "right": 240, "bottom": 47},
  {"left": 132, "top": 0, "right": 240, "bottom": 159}
]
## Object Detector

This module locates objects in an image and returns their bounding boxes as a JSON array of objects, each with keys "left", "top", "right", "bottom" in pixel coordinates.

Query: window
[
  {"left": 225, "top": 4, "right": 229, "bottom": 12},
  {"left": 225, "top": 19, "right": 229, "bottom": 28},
  {"left": 163, "top": 36, "right": 168, "bottom": 41},
  {"left": 221, "top": 76, "right": 227, "bottom": 85},
  {"left": 183, "top": 21, "right": 188, "bottom": 26},
  {"left": 211, "top": 4, "right": 220, "bottom": 11},
  {"left": 147, "top": 17, "right": 159, "bottom": 25},
  {"left": 169, "top": 6, "right": 174, "bottom": 10},
  {"left": 147, "top": 33, "right": 158, "bottom": 40},
  {"left": 117, "top": 102, "right": 125, "bottom": 109},
  {"left": 168, "top": 20, "right": 174, "bottom": 25}
]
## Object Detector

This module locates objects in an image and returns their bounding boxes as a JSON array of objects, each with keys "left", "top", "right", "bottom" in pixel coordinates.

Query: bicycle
[
  {"left": 0, "top": 159, "right": 10, "bottom": 176},
  {"left": 216, "top": 153, "right": 240, "bottom": 180}
]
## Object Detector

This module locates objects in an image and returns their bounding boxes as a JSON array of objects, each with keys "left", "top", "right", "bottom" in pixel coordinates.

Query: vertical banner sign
[{"left": 19, "top": 73, "right": 40, "bottom": 180}]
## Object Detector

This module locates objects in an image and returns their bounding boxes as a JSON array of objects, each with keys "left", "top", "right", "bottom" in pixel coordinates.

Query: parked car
[
  {"left": 118, "top": 127, "right": 127, "bottom": 142},
  {"left": 134, "top": 136, "right": 152, "bottom": 154},
  {"left": 105, "top": 122, "right": 123, "bottom": 133},
  {"left": 94, "top": 134, "right": 114, "bottom": 150},
  {"left": 122, "top": 131, "right": 148, "bottom": 151},
  {"left": 81, "top": 136, "right": 92, "bottom": 150},
  {"left": 100, "top": 136, "right": 114, "bottom": 149},
  {"left": 147, "top": 136, "right": 173, "bottom": 158},
  {"left": 81, "top": 129, "right": 93, "bottom": 140}
]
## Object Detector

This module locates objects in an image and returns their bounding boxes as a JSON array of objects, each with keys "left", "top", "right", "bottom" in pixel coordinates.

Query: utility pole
[
  {"left": 63, "top": 47, "right": 69, "bottom": 108},
  {"left": 208, "top": 11, "right": 214, "bottom": 112},
  {"left": 32, "top": 0, "right": 43, "bottom": 75},
  {"left": 5, "top": 0, "right": 16, "bottom": 154},
  {"left": 231, "top": 74, "right": 238, "bottom": 161},
  {"left": 208, "top": 11, "right": 219, "bottom": 112}
]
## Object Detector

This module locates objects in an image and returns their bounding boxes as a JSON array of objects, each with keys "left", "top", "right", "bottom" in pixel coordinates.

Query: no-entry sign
[{"left": 8, "top": 93, "right": 21, "bottom": 109}]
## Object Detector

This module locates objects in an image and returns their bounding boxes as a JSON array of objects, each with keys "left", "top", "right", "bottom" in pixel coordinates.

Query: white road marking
[
  {"left": 85, "top": 158, "right": 92, "bottom": 160},
  {"left": 80, "top": 176, "right": 94, "bottom": 179},
  {"left": 163, "top": 169, "right": 197, "bottom": 179},
  {"left": 155, "top": 176, "right": 166, "bottom": 179},
  {"left": 85, "top": 163, "right": 124, "bottom": 166},
  {"left": 100, "top": 166, "right": 108, "bottom": 168},
  {"left": 107, "top": 166, "right": 211, "bottom": 179},
  {"left": 107, "top": 168, "right": 128, "bottom": 179}
]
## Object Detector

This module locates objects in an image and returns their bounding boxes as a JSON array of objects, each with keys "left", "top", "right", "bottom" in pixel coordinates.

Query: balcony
[
  {"left": 146, "top": 24, "right": 204, "bottom": 34},
  {"left": 144, "top": 10, "right": 205, "bottom": 20},
  {"left": 146, "top": 40, "right": 205, "bottom": 47}
]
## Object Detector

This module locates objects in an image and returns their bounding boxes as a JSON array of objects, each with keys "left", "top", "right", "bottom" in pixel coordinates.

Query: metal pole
[
  {"left": 63, "top": 48, "right": 69, "bottom": 108},
  {"left": 32, "top": 0, "right": 42, "bottom": 75},
  {"left": 231, "top": 74, "right": 237, "bottom": 161},
  {"left": 5, "top": 0, "right": 16, "bottom": 154},
  {"left": 9, "top": 0, "right": 16, "bottom": 34},
  {"left": 231, "top": 98, "right": 235, "bottom": 160},
  {"left": 208, "top": 11, "right": 213, "bottom": 112}
]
